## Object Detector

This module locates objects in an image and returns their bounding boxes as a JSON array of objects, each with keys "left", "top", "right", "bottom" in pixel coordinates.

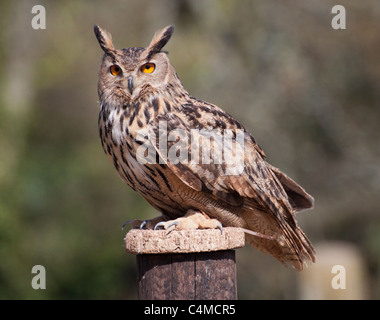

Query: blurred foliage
[{"left": 0, "top": 0, "right": 379, "bottom": 299}]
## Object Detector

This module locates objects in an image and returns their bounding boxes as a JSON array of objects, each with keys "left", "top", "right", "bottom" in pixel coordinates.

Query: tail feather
[
  {"left": 269, "top": 164, "right": 314, "bottom": 212},
  {"left": 241, "top": 208, "right": 315, "bottom": 271}
]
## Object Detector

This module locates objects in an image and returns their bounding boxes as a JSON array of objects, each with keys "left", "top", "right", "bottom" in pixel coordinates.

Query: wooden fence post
[{"left": 125, "top": 228, "right": 245, "bottom": 300}]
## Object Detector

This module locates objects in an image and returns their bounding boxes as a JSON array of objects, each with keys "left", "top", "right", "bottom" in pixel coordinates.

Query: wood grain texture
[{"left": 137, "top": 250, "right": 237, "bottom": 300}]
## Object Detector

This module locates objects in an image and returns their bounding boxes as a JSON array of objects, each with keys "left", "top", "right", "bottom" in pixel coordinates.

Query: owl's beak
[{"left": 128, "top": 76, "right": 134, "bottom": 94}]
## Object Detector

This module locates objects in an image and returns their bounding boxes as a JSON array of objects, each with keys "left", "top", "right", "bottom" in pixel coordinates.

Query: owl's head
[{"left": 94, "top": 24, "right": 179, "bottom": 102}]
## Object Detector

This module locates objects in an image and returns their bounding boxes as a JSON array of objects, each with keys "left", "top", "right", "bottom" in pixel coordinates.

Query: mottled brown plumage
[{"left": 94, "top": 24, "right": 316, "bottom": 270}]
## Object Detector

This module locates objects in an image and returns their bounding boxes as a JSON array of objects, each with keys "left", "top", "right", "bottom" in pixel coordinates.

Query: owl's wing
[
  {"left": 145, "top": 111, "right": 311, "bottom": 215},
  {"left": 145, "top": 110, "right": 315, "bottom": 269}
]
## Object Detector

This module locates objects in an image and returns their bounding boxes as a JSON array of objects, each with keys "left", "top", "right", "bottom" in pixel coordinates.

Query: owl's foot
[
  {"left": 154, "top": 210, "right": 223, "bottom": 233},
  {"left": 122, "top": 215, "right": 166, "bottom": 230}
]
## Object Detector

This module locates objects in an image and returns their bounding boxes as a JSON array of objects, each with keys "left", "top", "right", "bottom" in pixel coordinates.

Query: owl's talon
[
  {"left": 216, "top": 222, "right": 223, "bottom": 234},
  {"left": 154, "top": 221, "right": 166, "bottom": 230},
  {"left": 122, "top": 219, "right": 149, "bottom": 230},
  {"left": 122, "top": 220, "right": 133, "bottom": 230},
  {"left": 154, "top": 220, "right": 179, "bottom": 234},
  {"left": 166, "top": 221, "right": 179, "bottom": 230},
  {"left": 122, "top": 216, "right": 167, "bottom": 230},
  {"left": 154, "top": 220, "right": 182, "bottom": 231}
]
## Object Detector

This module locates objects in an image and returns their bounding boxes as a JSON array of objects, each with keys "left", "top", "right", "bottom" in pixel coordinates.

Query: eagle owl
[{"left": 94, "top": 24, "right": 315, "bottom": 270}]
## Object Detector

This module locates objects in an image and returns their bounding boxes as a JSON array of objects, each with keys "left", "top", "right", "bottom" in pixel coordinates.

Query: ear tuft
[
  {"left": 145, "top": 25, "right": 174, "bottom": 60},
  {"left": 94, "top": 25, "right": 115, "bottom": 53}
]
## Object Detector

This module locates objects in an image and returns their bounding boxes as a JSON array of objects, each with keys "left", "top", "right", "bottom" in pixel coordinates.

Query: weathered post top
[{"left": 125, "top": 227, "right": 245, "bottom": 254}]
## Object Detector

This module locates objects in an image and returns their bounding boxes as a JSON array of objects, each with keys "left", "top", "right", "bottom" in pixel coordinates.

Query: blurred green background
[{"left": 0, "top": 0, "right": 379, "bottom": 299}]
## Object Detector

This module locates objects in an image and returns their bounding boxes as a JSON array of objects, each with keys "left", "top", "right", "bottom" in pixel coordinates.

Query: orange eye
[
  {"left": 110, "top": 65, "right": 122, "bottom": 76},
  {"left": 140, "top": 63, "right": 155, "bottom": 74}
]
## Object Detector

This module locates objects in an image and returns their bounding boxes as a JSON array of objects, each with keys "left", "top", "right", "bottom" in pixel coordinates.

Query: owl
[{"left": 94, "top": 24, "right": 315, "bottom": 270}]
